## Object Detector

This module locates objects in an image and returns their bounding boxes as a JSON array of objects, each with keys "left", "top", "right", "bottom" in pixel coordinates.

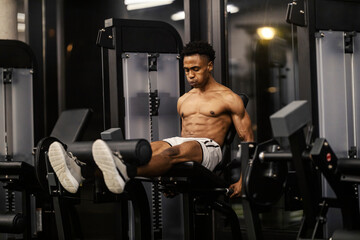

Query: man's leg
[
  {"left": 92, "top": 139, "right": 202, "bottom": 193},
  {"left": 151, "top": 141, "right": 172, "bottom": 155},
  {"left": 137, "top": 141, "right": 203, "bottom": 177},
  {"left": 48, "top": 141, "right": 83, "bottom": 193},
  {"left": 91, "top": 140, "right": 171, "bottom": 194},
  {"left": 92, "top": 139, "right": 130, "bottom": 194}
]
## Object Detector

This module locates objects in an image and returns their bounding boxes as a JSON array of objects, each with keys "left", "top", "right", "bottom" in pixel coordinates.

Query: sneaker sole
[
  {"left": 48, "top": 142, "right": 79, "bottom": 193},
  {"left": 92, "top": 140, "right": 125, "bottom": 194}
]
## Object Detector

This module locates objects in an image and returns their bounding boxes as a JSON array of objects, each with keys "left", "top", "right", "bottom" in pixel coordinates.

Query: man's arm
[
  {"left": 177, "top": 92, "right": 192, "bottom": 116},
  {"left": 177, "top": 93, "right": 186, "bottom": 116},
  {"left": 227, "top": 93, "right": 254, "bottom": 198},
  {"left": 229, "top": 93, "right": 254, "bottom": 142}
]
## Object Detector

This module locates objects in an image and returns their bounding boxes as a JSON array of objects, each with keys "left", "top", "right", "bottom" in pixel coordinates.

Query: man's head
[
  {"left": 181, "top": 41, "right": 216, "bottom": 63},
  {"left": 181, "top": 41, "right": 216, "bottom": 88}
]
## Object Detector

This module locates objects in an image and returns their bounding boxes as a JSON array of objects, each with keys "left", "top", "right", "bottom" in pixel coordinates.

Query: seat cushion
[{"left": 163, "top": 161, "right": 229, "bottom": 188}]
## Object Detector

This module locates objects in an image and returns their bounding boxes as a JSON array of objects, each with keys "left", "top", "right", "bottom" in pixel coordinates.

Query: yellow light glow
[
  {"left": 257, "top": 27, "right": 276, "bottom": 40},
  {"left": 267, "top": 87, "right": 277, "bottom": 93},
  {"left": 67, "top": 43, "right": 73, "bottom": 53}
]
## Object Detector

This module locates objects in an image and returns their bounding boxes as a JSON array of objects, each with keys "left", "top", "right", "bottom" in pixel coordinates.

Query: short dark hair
[{"left": 181, "top": 41, "right": 216, "bottom": 62}]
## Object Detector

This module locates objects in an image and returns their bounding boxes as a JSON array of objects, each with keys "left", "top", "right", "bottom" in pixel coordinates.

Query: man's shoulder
[
  {"left": 178, "top": 91, "right": 195, "bottom": 103},
  {"left": 180, "top": 91, "right": 195, "bottom": 98},
  {"left": 211, "top": 83, "right": 234, "bottom": 94},
  {"left": 213, "top": 86, "right": 238, "bottom": 100},
  {"left": 218, "top": 89, "right": 246, "bottom": 111}
]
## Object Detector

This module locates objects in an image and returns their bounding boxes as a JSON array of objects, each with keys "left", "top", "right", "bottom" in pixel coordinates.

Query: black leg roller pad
[
  {"left": 66, "top": 139, "right": 152, "bottom": 167},
  {"left": 0, "top": 213, "right": 24, "bottom": 234},
  {"left": 34, "top": 137, "right": 152, "bottom": 191}
]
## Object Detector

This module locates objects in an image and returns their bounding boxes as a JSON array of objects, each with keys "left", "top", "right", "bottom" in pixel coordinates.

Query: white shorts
[{"left": 162, "top": 137, "right": 222, "bottom": 171}]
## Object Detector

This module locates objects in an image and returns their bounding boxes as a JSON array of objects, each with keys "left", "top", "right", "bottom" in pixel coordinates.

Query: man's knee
[
  {"left": 161, "top": 146, "right": 181, "bottom": 158},
  {"left": 151, "top": 141, "right": 171, "bottom": 155},
  {"left": 160, "top": 141, "right": 202, "bottom": 163}
]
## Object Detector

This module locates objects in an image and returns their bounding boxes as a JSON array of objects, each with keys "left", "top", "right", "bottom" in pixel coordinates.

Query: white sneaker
[
  {"left": 48, "top": 142, "right": 83, "bottom": 193},
  {"left": 92, "top": 139, "right": 129, "bottom": 194}
]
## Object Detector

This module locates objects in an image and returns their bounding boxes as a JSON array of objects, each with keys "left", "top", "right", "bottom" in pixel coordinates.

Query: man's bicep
[
  {"left": 177, "top": 100, "right": 181, "bottom": 114},
  {"left": 177, "top": 93, "right": 189, "bottom": 115},
  {"left": 177, "top": 97, "right": 184, "bottom": 115},
  {"left": 226, "top": 92, "right": 254, "bottom": 141},
  {"left": 232, "top": 109, "right": 254, "bottom": 142},
  {"left": 240, "top": 111, "right": 254, "bottom": 141}
]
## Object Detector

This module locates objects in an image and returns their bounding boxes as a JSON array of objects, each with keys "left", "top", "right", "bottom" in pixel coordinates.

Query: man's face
[{"left": 183, "top": 54, "right": 213, "bottom": 88}]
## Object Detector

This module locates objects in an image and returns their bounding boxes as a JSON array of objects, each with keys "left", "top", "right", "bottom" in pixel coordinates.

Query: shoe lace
[
  {"left": 67, "top": 152, "right": 86, "bottom": 166},
  {"left": 113, "top": 151, "right": 124, "bottom": 162}
]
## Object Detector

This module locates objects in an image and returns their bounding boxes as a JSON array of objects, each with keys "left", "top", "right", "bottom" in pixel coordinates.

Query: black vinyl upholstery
[{"left": 50, "top": 109, "right": 92, "bottom": 144}]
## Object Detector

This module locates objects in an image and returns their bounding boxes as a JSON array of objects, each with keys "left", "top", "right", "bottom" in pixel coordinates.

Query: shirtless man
[{"left": 48, "top": 41, "right": 253, "bottom": 198}]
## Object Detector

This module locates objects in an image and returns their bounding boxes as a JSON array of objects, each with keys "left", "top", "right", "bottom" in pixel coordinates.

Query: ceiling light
[
  {"left": 125, "top": 0, "right": 156, "bottom": 4},
  {"left": 125, "top": 0, "right": 174, "bottom": 11},
  {"left": 227, "top": 4, "right": 239, "bottom": 14},
  {"left": 17, "top": 13, "right": 25, "bottom": 23},
  {"left": 257, "top": 27, "right": 276, "bottom": 40},
  {"left": 171, "top": 11, "right": 185, "bottom": 21},
  {"left": 170, "top": 4, "right": 237, "bottom": 21},
  {"left": 17, "top": 23, "right": 25, "bottom": 32}
]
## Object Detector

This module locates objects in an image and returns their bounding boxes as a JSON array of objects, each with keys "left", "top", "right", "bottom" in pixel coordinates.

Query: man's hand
[{"left": 229, "top": 178, "right": 242, "bottom": 198}]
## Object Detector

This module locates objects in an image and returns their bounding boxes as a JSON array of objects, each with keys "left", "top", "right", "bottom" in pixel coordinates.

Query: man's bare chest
[{"left": 180, "top": 95, "right": 228, "bottom": 118}]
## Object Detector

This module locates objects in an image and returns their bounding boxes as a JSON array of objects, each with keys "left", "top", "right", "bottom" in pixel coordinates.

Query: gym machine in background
[
  {"left": 34, "top": 118, "right": 153, "bottom": 240},
  {"left": 239, "top": 100, "right": 360, "bottom": 239},
  {"left": 0, "top": 19, "right": 185, "bottom": 239},
  {"left": 97, "top": 18, "right": 185, "bottom": 239},
  {"left": 287, "top": 0, "right": 360, "bottom": 237},
  {"left": 270, "top": 101, "right": 360, "bottom": 239},
  {"left": 0, "top": 40, "right": 44, "bottom": 240}
]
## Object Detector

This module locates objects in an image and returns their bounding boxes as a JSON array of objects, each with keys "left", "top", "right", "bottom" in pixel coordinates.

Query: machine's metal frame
[
  {"left": 289, "top": 0, "right": 360, "bottom": 237},
  {"left": 0, "top": 40, "right": 44, "bottom": 239},
  {"left": 97, "top": 18, "right": 185, "bottom": 240}
]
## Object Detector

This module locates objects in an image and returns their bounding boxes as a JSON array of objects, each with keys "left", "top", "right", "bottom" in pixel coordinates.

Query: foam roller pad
[
  {"left": 67, "top": 139, "right": 152, "bottom": 166},
  {"left": 0, "top": 213, "right": 24, "bottom": 233}
]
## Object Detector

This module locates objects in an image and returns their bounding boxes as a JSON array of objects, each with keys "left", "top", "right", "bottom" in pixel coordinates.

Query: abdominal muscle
[{"left": 180, "top": 114, "right": 231, "bottom": 146}]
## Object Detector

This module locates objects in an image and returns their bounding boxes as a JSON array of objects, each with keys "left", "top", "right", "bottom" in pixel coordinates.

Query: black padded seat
[
  {"left": 0, "top": 161, "right": 39, "bottom": 192},
  {"left": 0, "top": 40, "right": 35, "bottom": 68},
  {"left": 162, "top": 161, "right": 229, "bottom": 189}
]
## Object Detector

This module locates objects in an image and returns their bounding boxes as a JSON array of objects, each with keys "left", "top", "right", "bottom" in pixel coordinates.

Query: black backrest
[
  {"left": 50, "top": 109, "right": 92, "bottom": 144},
  {"left": 0, "top": 40, "right": 35, "bottom": 68},
  {"left": 213, "top": 93, "right": 249, "bottom": 172}
]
